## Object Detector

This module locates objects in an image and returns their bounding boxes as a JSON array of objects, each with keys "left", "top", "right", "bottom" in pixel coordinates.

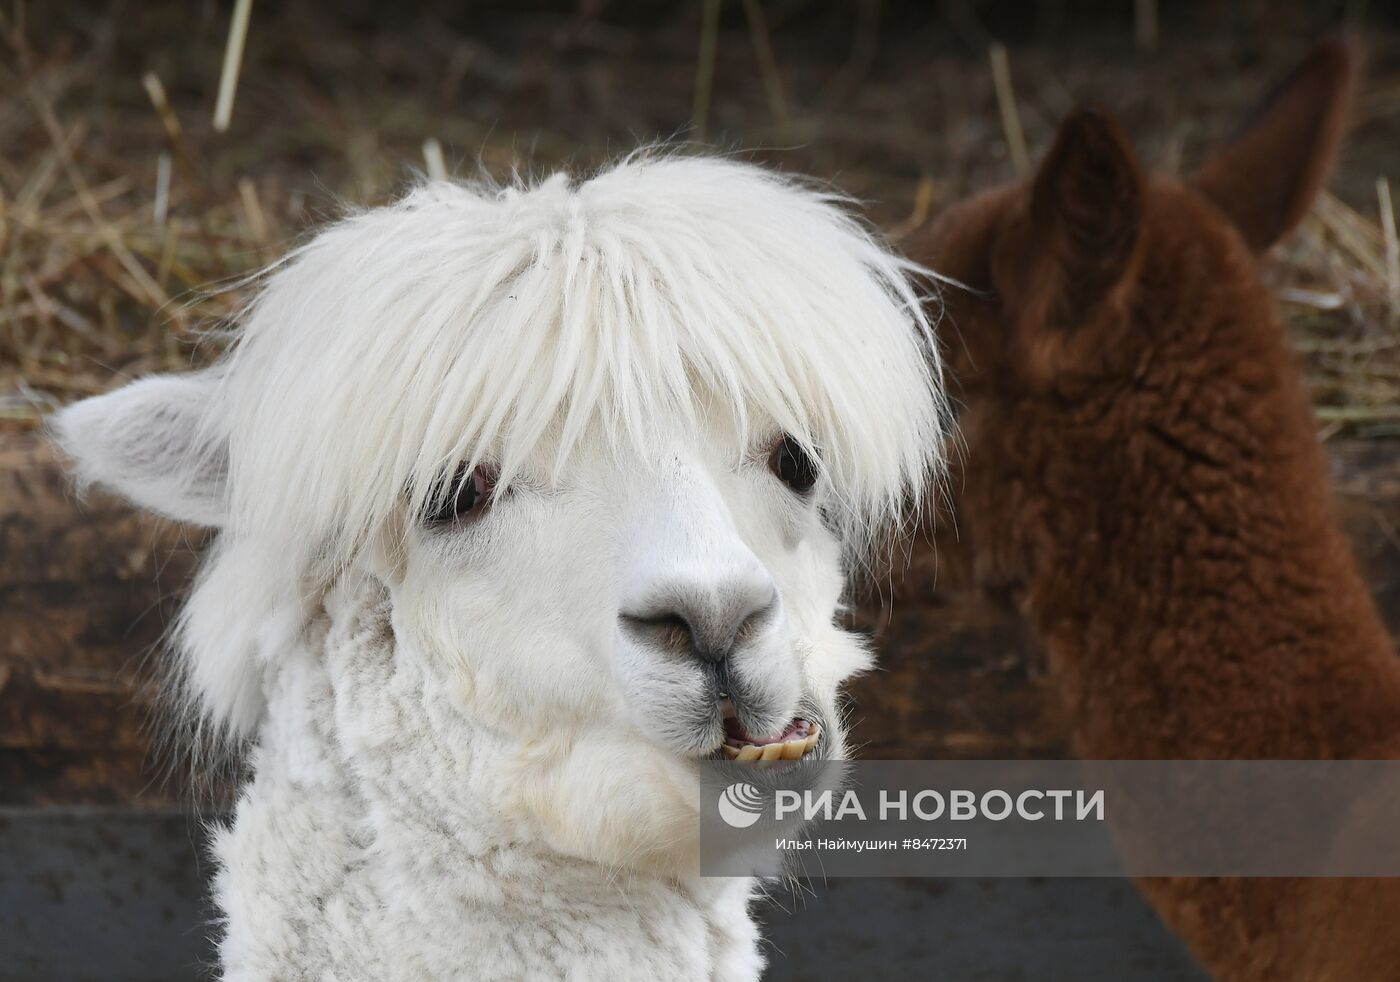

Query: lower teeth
[{"left": 721, "top": 725, "right": 821, "bottom": 761}]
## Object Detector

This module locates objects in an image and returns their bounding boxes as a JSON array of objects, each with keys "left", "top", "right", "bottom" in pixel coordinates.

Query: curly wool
[{"left": 213, "top": 580, "right": 766, "bottom": 982}]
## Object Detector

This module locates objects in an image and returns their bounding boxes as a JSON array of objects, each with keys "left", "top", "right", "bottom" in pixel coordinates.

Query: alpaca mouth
[{"left": 718, "top": 700, "right": 821, "bottom": 761}]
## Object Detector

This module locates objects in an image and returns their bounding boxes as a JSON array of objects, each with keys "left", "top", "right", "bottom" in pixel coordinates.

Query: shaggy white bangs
[
  {"left": 217, "top": 154, "right": 945, "bottom": 556},
  {"left": 179, "top": 153, "right": 948, "bottom": 736}
]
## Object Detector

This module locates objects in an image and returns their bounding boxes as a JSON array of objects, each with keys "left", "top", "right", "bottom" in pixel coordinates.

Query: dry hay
[{"left": 2, "top": 2, "right": 1397, "bottom": 435}]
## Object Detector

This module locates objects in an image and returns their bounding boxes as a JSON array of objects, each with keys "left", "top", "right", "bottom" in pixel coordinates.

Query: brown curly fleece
[{"left": 907, "top": 38, "right": 1400, "bottom": 981}]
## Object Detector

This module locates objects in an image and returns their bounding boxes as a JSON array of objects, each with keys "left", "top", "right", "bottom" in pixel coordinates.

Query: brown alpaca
[{"left": 908, "top": 39, "right": 1400, "bottom": 981}]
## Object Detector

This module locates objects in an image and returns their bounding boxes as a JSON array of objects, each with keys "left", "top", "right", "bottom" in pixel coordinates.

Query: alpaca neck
[
  {"left": 1023, "top": 360, "right": 1400, "bottom": 760},
  {"left": 214, "top": 579, "right": 764, "bottom": 981}
]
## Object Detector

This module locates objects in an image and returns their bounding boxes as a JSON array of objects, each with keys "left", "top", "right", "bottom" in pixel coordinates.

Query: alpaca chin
[{"left": 504, "top": 731, "right": 706, "bottom": 877}]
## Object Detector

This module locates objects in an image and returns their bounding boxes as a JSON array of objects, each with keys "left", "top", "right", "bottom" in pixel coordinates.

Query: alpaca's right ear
[
  {"left": 50, "top": 370, "right": 228, "bottom": 527},
  {"left": 1193, "top": 37, "right": 1361, "bottom": 252}
]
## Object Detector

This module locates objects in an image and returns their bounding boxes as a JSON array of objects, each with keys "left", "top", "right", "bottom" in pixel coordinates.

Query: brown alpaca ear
[
  {"left": 1193, "top": 37, "right": 1361, "bottom": 252},
  {"left": 1019, "top": 108, "right": 1144, "bottom": 329}
]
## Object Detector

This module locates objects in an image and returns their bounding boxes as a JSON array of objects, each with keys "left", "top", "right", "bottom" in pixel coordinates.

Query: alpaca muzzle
[{"left": 717, "top": 697, "right": 822, "bottom": 761}]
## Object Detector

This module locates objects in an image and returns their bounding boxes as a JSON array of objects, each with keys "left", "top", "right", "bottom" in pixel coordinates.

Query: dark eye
[
  {"left": 424, "top": 466, "right": 496, "bottom": 526},
  {"left": 768, "top": 436, "right": 818, "bottom": 494}
]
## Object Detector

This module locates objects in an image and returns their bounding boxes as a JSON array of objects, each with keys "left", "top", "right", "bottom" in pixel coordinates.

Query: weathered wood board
[
  {"left": 3, "top": 432, "right": 1398, "bottom": 804},
  {"left": 0, "top": 435, "right": 205, "bottom": 804}
]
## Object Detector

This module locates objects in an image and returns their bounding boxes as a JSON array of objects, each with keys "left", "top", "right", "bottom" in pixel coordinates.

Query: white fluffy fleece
[{"left": 214, "top": 579, "right": 765, "bottom": 982}]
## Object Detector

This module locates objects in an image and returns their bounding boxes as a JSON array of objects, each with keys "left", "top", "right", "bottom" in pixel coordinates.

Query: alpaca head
[
  {"left": 911, "top": 39, "right": 1358, "bottom": 595},
  {"left": 53, "top": 155, "right": 946, "bottom": 871}
]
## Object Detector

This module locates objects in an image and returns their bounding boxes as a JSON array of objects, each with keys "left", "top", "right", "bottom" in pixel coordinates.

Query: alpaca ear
[
  {"left": 50, "top": 370, "right": 228, "bottom": 527},
  {"left": 1011, "top": 108, "right": 1144, "bottom": 329},
  {"left": 1193, "top": 37, "right": 1360, "bottom": 252}
]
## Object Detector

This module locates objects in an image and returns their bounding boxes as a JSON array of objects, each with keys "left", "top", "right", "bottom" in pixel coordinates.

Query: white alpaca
[{"left": 53, "top": 154, "right": 947, "bottom": 981}]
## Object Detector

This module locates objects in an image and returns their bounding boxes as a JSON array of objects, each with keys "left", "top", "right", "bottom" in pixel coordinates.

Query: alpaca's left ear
[
  {"left": 1026, "top": 108, "right": 1144, "bottom": 324},
  {"left": 50, "top": 369, "right": 228, "bottom": 527},
  {"left": 1193, "top": 37, "right": 1361, "bottom": 252},
  {"left": 992, "top": 107, "right": 1144, "bottom": 359}
]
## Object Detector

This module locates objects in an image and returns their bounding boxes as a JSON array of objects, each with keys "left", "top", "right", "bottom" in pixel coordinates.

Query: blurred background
[{"left": 3, "top": 1, "right": 1400, "bottom": 979}]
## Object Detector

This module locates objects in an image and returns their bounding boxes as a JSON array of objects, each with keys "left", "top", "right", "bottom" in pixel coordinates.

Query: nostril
[
  {"left": 621, "top": 611, "right": 696, "bottom": 656},
  {"left": 733, "top": 594, "right": 778, "bottom": 646}
]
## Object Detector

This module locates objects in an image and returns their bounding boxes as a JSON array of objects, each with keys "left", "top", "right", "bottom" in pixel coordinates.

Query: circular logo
[{"left": 718, "top": 781, "right": 765, "bottom": 828}]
